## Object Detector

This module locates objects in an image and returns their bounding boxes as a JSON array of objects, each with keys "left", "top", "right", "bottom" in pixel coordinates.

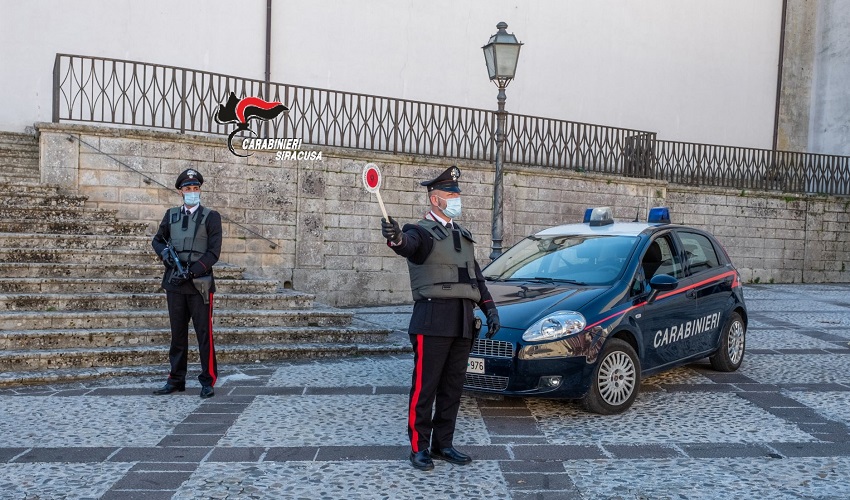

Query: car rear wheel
[
  {"left": 582, "top": 338, "right": 640, "bottom": 415},
  {"left": 709, "top": 311, "right": 746, "bottom": 372}
]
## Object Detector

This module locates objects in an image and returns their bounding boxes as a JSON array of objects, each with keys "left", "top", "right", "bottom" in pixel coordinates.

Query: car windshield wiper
[
  {"left": 529, "top": 277, "right": 588, "bottom": 286},
  {"left": 500, "top": 277, "right": 587, "bottom": 285}
]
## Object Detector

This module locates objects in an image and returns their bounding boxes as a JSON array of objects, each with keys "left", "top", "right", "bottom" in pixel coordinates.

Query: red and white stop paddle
[{"left": 362, "top": 163, "right": 388, "bottom": 220}]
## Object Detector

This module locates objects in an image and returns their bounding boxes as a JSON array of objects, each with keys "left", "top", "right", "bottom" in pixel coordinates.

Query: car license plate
[{"left": 467, "top": 357, "right": 485, "bottom": 374}]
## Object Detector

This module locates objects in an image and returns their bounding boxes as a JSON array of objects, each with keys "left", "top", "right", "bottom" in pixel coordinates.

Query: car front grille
[
  {"left": 464, "top": 373, "right": 509, "bottom": 391},
  {"left": 470, "top": 339, "right": 514, "bottom": 358}
]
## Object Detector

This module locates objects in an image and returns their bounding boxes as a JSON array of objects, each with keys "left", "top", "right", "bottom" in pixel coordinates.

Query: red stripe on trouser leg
[
  {"left": 208, "top": 293, "right": 217, "bottom": 386},
  {"left": 408, "top": 334, "right": 425, "bottom": 452}
]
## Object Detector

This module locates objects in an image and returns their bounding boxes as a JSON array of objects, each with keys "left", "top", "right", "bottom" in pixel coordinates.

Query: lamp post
[{"left": 482, "top": 21, "right": 522, "bottom": 261}]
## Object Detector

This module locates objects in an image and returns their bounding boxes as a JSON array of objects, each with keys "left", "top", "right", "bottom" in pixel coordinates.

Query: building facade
[{"left": 2, "top": 0, "right": 817, "bottom": 151}]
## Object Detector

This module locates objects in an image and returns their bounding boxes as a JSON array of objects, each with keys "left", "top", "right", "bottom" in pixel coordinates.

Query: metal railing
[
  {"left": 53, "top": 54, "right": 850, "bottom": 195},
  {"left": 653, "top": 140, "right": 850, "bottom": 195},
  {"left": 52, "top": 54, "right": 653, "bottom": 175}
]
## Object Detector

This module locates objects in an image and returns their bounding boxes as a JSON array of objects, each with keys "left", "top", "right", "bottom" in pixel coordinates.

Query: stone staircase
[
  {"left": 0, "top": 132, "right": 40, "bottom": 183},
  {"left": 0, "top": 132, "right": 401, "bottom": 386}
]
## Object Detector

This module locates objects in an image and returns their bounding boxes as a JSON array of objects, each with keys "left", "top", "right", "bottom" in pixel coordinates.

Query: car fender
[{"left": 607, "top": 324, "right": 642, "bottom": 361}]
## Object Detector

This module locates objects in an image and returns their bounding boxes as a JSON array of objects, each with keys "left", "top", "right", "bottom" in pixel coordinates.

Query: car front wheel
[
  {"left": 582, "top": 338, "right": 641, "bottom": 414},
  {"left": 709, "top": 311, "right": 746, "bottom": 372}
]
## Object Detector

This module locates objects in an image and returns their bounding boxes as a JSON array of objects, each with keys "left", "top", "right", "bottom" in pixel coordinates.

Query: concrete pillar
[
  {"left": 777, "top": 0, "right": 850, "bottom": 155},
  {"left": 808, "top": 0, "right": 850, "bottom": 155},
  {"left": 776, "top": 0, "right": 818, "bottom": 153},
  {"left": 39, "top": 129, "right": 79, "bottom": 188}
]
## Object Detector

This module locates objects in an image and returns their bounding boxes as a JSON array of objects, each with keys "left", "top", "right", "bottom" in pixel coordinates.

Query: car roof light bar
[
  {"left": 587, "top": 207, "right": 614, "bottom": 227},
  {"left": 648, "top": 207, "right": 671, "bottom": 224}
]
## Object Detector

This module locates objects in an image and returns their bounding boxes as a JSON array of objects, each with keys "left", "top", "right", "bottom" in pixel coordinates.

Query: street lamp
[{"left": 482, "top": 21, "right": 522, "bottom": 260}]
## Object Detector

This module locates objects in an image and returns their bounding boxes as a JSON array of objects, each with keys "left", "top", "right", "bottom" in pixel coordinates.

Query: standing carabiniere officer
[
  {"left": 151, "top": 168, "right": 223, "bottom": 399},
  {"left": 381, "top": 166, "right": 500, "bottom": 471}
]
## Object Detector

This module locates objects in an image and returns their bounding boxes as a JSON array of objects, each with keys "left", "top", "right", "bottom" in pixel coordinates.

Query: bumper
[{"left": 464, "top": 337, "right": 595, "bottom": 399}]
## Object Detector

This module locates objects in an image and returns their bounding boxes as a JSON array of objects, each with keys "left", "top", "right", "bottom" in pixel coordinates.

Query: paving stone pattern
[{"left": 1, "top": 284, "right": 850, "bottom": 498}]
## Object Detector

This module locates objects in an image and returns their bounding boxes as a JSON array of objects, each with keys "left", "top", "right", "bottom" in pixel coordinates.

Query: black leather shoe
[
  {"left": 431, "top": 447, "right": 472, "bottom": 465},
  {"left": 409, "top": 450, "right": 434, "bottom": 471},
  {"left": 153, "top": 382, "right": 185, "bottom": 395},
  {"left": 199, "top": 386, "right": 215, "bottom": 399}
]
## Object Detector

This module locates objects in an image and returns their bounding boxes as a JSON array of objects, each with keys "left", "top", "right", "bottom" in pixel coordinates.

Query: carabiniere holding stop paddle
[{"left": 367, "top": 163, "right": 501, "bottom": 472}]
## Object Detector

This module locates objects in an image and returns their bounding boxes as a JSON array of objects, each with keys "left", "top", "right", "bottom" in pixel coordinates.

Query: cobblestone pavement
[{"left": 1, "top": 284, "right": 850, "bottom": 499}]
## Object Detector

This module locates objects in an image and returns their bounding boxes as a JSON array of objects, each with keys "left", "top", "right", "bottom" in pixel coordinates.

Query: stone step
[
  {"left": 0, "top": 142, "right": 38, "bottom": 153},
  {"left": 0, "top": 291, "right": 315, "bottom": 312},
  {"left": 0, "top": 151, "right": 37, "bottom": 161},
  {"left": 0, "top": 262, "right": 245, "bottom": 279},
  {"left": 0, "top": 206, "right": 118, "bottom": 220},
  {"left": 0, "top": 247, "right": 157, "bottom": 264},
  {"left": 2, "top": 192, "right": 88, "bottom": 208},
  {"left": 0, "top": 164, "right": 38, "bottom": 175},
  {"left": 0, "top": 232, "right": 153, "bottom": 251},
  {"left": 0, "top": 308, "right": 341, "bottom": 330},
  {"left": 0, "top": 152, "right": 39, "bottom": 164},
  {"left": 0, "top": 146, "right": 38, "bottom": 158},
  {"left": 0, "top": 182, "right": 68, "bottom": 195},
  {"left": 0, "top": 324, "right": 391, "bottom": 350},
  {"left": 0, "top": 277, "right": 279, "bottom": 294},
  {"left": 0, "top": 342, "right": 409, "bottom": 381},
  {"left": 0, "top": 220, "right": 148, "bottom": 236},
  {"left": 0, "top": 174, "right": 40, "bottom": 184},
  {"left": 0, "top": 161, "right": 38, "bottom": 171},
  {"left": 0, "top": 132, "right": 39, "bottom": 147}
]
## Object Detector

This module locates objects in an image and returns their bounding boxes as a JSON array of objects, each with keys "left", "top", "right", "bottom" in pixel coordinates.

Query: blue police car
[{"left": 468, "top": 207, "right": 747, "bottom": 414}]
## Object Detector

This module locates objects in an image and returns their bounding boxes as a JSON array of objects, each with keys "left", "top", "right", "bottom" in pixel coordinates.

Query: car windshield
[{"left": 484, "top": 234, "right": 638, "bottom": 285}]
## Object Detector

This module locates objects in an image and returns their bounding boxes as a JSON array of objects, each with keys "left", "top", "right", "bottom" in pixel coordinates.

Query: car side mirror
[{"left": 647, "top": 274, "right": 677, "bottom": 304}]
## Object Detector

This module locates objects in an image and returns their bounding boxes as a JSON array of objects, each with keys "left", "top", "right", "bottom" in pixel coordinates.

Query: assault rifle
[
  {"left": 166, "top": 242, "right": 211, "bottom": 305},
  {"left": 165, "top": 243, "right": 189, "bottom": 285}
]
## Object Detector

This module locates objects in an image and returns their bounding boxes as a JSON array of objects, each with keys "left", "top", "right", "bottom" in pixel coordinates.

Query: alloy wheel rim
[
  {"left": 597, "top": 351, "right": 636, "bottom": 406},
  {"left": 727, "top": 320, "right": 745, "bottom": 364}
]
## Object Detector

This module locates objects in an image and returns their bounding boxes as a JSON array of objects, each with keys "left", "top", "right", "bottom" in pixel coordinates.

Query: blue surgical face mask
[
  {"left": 183, "top": 192, "right": 200, "bottom": 206},
  {"left": 439, "top": 196, "right": 462, "bottom": 219}
]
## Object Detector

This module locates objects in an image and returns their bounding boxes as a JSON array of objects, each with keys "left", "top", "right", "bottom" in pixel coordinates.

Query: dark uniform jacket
[
  {"left": 390, "top": 221, "right": 497, "bottom": 338},
  {"left": 151, "top": 205, "right": 223, "bottom": 294}
]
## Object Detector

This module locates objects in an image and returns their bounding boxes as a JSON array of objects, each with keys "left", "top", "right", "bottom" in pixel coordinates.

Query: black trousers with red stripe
[
  {"left": 165, "top": 291, "right": 217, "bottom": 387},
  {"left": 408, "top": 334, "right": 473, "bottom": 453}
]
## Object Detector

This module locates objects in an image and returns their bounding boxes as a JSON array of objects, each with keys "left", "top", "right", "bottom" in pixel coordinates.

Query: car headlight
[{"left": 522, "top": 311, "right": 586, "bottom": 342}]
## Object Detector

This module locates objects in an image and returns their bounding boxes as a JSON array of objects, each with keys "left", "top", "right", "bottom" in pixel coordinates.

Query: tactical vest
[
  {"left": 168, "top": 206, "right": 210, "bottom": 265},
  {"left": 408, "top": 219, "right": 481, "bottom": 302}
]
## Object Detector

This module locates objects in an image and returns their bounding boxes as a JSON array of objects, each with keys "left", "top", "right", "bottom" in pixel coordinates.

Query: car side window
[
  {"left": 679, "top": 232, "right": 721, "bottom": 276},
  {"left": 641, "top": 235, "right": 682, "bottom": 280}
]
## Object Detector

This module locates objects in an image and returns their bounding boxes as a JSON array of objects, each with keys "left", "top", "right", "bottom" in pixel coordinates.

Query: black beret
[
  {"left": 420, "top": 166, "right": 461, "bottom": 193},
  {"left": 175, "top": 168, "right": 204, "bottom": 189}
]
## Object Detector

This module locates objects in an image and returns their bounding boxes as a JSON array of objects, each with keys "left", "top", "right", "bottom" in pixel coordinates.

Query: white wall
[
  {"left": 2, "top": 0, "right": 782, "bottom": 148},
  {"left": 0, "top": 0, "right": 266, "bottom": 130}
]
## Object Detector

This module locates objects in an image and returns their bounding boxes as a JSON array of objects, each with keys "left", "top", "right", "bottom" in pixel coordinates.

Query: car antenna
[{"left": 633, "top": 208, "right": 640, "bottom": 222}]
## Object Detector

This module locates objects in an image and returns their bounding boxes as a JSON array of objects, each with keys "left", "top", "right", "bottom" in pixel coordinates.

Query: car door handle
[{"left": 685, "top": 290, "right": 696, "bottom": 299}]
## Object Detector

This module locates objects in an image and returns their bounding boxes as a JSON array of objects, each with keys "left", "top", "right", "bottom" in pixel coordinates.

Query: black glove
[
  {"left": 188, "top": 262, "right": 206, "bottom": 279},
  {"left": 381, "top": 217, "right": 402, "bottom": 244},
  {"left": 168, "top": 271, "right": 189, "bottom": 286},
  {"left": 485, "top": 309, "right": 501, "bottom": 338},
  {"left": 160, "top": 247, "right": 176, "bottom": 269}
]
